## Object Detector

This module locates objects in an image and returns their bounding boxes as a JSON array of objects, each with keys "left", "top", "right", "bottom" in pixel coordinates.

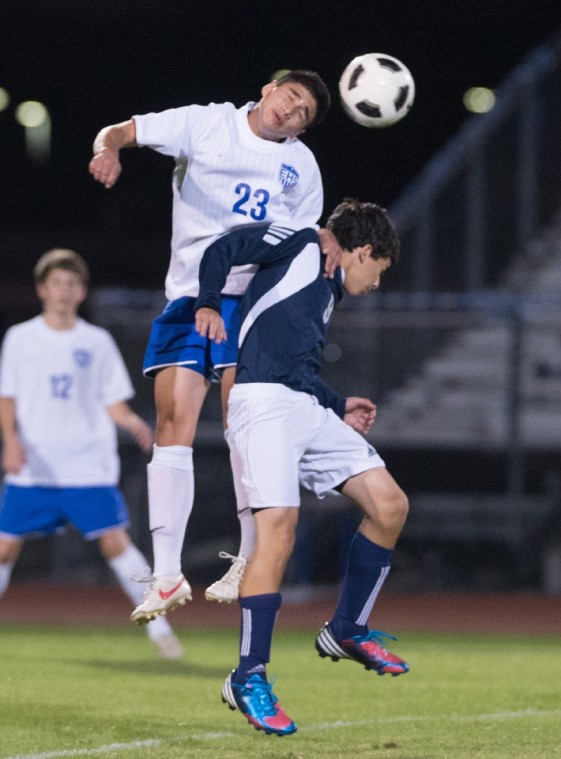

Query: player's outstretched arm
[
  {"left": 0, "top": 398, "right": 26, "bottom": 474},
  {"left": 106, "top": 401, "right": 154, "bottom": 453},
  {"left": 88, "top": 120, "right": 137, "bottom": 189},
  {"left": 344, "top": 396, "right": 377, "bottom": 435}
]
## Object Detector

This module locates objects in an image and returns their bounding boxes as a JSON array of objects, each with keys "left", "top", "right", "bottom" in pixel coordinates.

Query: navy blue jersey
[{"left": 196, "top": 224, "right": 346, "bottom": 417}]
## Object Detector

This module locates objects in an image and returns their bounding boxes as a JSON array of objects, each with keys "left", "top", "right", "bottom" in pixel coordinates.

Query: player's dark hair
[
  {"left": 34, "top": 248, "right": 90, "bottom": 285},
  {"left": 275, "top": 70, "right": 331, "bottom": 127},
  {"left": 326, "top": 198, "right": 400, "bottom": 264}
]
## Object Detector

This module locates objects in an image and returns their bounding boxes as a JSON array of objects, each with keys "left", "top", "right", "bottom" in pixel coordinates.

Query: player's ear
[
  {"left": 358, "top": 244, "right": 373, "bottom": 263},
  {"left": 261, "top": 81, "right": 277, "bottom": 98}
]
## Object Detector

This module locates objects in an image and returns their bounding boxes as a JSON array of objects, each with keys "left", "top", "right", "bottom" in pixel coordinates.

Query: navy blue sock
[
  {"left": 233, "top": 593, "right": 282, "bottom": 684},
  {"left": 329, "top": 532, "right": 393, "bottom": 640}
]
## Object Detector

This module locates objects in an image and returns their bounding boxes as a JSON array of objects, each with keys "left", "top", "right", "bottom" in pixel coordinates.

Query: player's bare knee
[
  {"left": 0, "top": 539, "right": 22, "bottom": 564},
  {"left": 98, "top": 529, "right": 131, "bottom": 560},
  {"left": 377, "top": 488, "right": 408, "bottom": 533}
]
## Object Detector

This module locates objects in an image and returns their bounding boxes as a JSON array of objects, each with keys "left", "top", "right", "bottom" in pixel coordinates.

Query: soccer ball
[{"left": 339, "top": 53, "right": 415, "bottom": 128}]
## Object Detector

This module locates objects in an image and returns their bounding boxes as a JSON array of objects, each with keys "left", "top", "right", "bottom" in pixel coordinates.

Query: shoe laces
[
  {"left": 218, "top": 551, "right": 247, "bottom": 566},
  {"left": 362, "top": 630, "right": 397, "bottom": 646},
  {"left": 130, "top": 568, "right": 154, "bottom": 584},
  {"left": 358, "top": 630, "right": 398, "bottom": 648},
  {"left": 240, "top": 675, "right": 278, "bottom": 717}
]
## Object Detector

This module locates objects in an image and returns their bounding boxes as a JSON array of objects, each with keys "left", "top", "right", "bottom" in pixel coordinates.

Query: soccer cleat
[
  {"left": 205, "top": 552, "right": 248, "bottom": 603},
  {"left": 152, "top": 632, "right": 184, "bottom": 660},
  {"left": 130, "top": 573, "right": 192, "bottom": 625},
  {"left": 315, "top": 623, "right": 409, "bottom": 676},
  {"left": 221, "top": 671, "right": 297, "bottom": 736}
]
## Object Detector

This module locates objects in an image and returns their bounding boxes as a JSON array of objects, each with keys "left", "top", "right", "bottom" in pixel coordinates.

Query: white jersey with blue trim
[
  {"left": 196, "top": 224, "right": 346, "bottom": 416},
  {"left": 0, "top": 316, "right": 134, "bottom": 487},
  {"left": 134, "top": 101, "right": 323, "bottom": 301}
]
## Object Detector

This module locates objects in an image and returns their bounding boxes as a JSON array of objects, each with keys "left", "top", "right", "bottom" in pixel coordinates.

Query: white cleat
[
  {"left": 205, "top": 552, "right": 248, "bottom": 603},
  {"left": 130, "top": 573, "right": 192, "bottom": 625},
  {"left": 152, "top": 632, "right": 184, "bottom": 660}
]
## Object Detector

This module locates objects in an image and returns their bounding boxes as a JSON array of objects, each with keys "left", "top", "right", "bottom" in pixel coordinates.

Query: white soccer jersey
[
  {"left": 0, "top": 316, "right": 134, "bottom": 487},
  {"left": 133, "top": 101, "right": 324, "bottom": 300}
]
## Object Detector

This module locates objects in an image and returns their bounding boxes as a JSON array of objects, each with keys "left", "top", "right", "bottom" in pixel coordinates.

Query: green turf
[{"left": 1, "top": 623, "right": 560, "bottom": 759}]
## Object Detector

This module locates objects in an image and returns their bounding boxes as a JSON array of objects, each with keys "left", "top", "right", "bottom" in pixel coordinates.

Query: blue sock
[
  {"left": 329, "top": 532, "right": 393, "bottom": 640},
  {"left": 233, "top": 593, "right": 282, "bottom": 684}
]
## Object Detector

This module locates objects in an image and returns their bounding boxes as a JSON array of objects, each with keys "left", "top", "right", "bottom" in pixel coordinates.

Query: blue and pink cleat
[
  {"left": 315, "top": 623, "right": 409, "bottom": 676},
  {"left": 222, "top": 671, "right": 297, "bottom": 736}
]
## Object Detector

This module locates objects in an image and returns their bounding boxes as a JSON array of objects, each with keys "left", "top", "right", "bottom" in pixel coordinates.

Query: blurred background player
[
  {"left": 195, "top": 199, "right": 409, "bottom": 735},
  {"left": 88, "top": 71, "right": 339, "bottom": 620},
  {"left": 0, "top": 248, "right": 183, "bottom": 659}
]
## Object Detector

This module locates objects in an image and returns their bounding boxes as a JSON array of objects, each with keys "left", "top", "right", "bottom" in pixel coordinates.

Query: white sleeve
[
  {"left": 0, "top": 329, "right": 18, "bottom": 398},
  {"left": 133, "top": 103, "right": 211, "bottom": 158},
  {"left": 98, "top": 332, "right": 135, "bottom": 407},
  {"left": 290, "top": 159, "right": 324, "bottom": 229}
]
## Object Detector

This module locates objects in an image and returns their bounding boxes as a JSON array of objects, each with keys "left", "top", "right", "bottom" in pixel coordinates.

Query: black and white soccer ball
[{"left": 339, "top": 53, "right": 415, "bottom": 128}]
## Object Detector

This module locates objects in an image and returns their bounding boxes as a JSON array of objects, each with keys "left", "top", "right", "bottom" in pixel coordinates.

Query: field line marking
[
  {"left": 301, "top": 709, "right": 561, "bottom": 731},
  {"left": 3, "top": 740, "right": 162, "bottom": 759},
  {"left": 5, "top": 710, "right": 561, "bottom": 759}
]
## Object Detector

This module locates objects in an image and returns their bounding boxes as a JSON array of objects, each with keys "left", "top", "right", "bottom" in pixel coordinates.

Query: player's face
[
  {"left": 343, "top": 251, "right": 392, "bottom": 296},
  {"left": 250, "top": 81, "right": 318, "bottom": 141},
  {"left": 37, "top": 269, "right": 87, "bottom": 316}
]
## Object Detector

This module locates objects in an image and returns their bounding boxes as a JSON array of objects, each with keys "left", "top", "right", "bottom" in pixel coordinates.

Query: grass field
[{"left": 1, "top": 624, "right": 560, "bottom": 759}]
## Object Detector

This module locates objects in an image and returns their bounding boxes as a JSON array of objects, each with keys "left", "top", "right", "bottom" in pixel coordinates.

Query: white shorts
[{"left": 226, "top": 383, "right": 385, "bottom": 509}]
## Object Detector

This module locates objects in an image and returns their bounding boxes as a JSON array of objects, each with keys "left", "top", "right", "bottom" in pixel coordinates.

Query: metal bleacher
[{"left": 318, "top": 28, "right": 561, "bottom": 589}]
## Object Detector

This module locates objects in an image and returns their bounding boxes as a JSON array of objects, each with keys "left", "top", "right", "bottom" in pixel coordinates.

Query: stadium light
[
  {"left": 270, "top": 68, "right": 291, "bottom": 82},
  {"left": 463, "top": 87, "right": 496, "bottom": 114},
  {"left": 0, "top": 87, "right": 10, "bottom": 112},
  {"left": 15, "top": 100, "right": 51, "bottom": 163}
]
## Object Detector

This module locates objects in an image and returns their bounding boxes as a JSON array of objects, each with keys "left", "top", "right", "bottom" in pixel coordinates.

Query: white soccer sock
[
  {"left": 0, "top": 562, "right": 14, "bottom": 598},
  {"left": 107, "top": 543, "right": 150, "bottom": 606},
  {"left": 107, "top": 544, "right": 173, "bottom": 640},
  {"left": 148, "top": 445, "right": 194, "bottom": 577},
  {"left": 227, "top": 433, "right": 256, "bottom": 560},
  {"left": 237, "top": 507, "right": 256, "bottom": 560}
]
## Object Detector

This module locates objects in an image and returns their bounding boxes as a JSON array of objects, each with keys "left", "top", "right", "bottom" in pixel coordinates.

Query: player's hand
[
  {"left": 1, "top": 437, "right": 26, "bottom": 474},
  {"left": 88, "top": 148, "right": 122, "bottom": 189},
  {"left": 318, "top": 227, "right": 343, "bottom": 279},
  {"left": 129, "top": 417, "right": 154, "bottom": 454},
  {"left": 344, "top": 396, "right": 377, "bottom": 434},
  {"left": 195, "top": 307, "right": 227, "bottom": 343}
]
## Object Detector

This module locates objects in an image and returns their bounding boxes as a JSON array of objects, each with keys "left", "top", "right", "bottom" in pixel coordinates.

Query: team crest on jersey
[
  {"left": 74, "top": 349, "right": 92, "bottom": 368},
  {"left": 279, "top": 163, "right": 300, "bottom": 189}
]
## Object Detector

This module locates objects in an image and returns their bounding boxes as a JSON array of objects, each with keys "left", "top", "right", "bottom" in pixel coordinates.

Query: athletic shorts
[
  {"left": 143, "top": 294, "right": 242, "bottom": 381},
  {"left": 225, "top": 383, "right": 385, "bottom": 509},
  {"left": 0, "top": 484, "right": 130, "bottom": 541}
]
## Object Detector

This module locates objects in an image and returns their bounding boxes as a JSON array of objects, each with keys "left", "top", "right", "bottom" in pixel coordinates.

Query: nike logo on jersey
[{"left": 158, "top": 579, "right": 185, "bottom": 600}]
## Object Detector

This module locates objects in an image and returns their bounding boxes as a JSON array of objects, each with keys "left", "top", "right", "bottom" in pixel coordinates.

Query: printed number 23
[{"left": 232, "top": 183, "right": 270, "bottom": 221}]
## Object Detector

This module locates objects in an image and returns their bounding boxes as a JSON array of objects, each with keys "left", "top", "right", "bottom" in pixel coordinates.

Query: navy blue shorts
[
  {"left": 143, "top": 295, "right": 241, "bottom": 382},
  {"left": 0, "top": 484, "right": 130, "bottom": 541}
]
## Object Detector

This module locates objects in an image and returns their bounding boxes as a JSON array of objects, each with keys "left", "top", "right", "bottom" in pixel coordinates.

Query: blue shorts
[
  {"left": 143, "top": 295, "right": 242, "bottom": 381},
  {"left": 0, "top": 484, "right": 130, "bottom": 541}
]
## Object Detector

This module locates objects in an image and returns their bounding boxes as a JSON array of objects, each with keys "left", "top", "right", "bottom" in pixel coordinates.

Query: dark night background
[
  {"left": 2, "top": 0, "right": 561, "bottom": 295},
  {"left": 3, "top": 2, "right": 561, "bottom": 594}
]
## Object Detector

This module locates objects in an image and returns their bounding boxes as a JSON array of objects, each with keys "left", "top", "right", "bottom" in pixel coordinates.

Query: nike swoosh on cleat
[{"left": 159, "top": 579, "right": 185, "bottom": 600}]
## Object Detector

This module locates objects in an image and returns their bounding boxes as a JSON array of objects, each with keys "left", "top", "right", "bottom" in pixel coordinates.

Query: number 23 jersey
[
  {"left": 133, "top": 101, "right": 323, "bottom": 301},
  {"left": 0, "top": 316, "right": 134, "bottom": 487}
]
